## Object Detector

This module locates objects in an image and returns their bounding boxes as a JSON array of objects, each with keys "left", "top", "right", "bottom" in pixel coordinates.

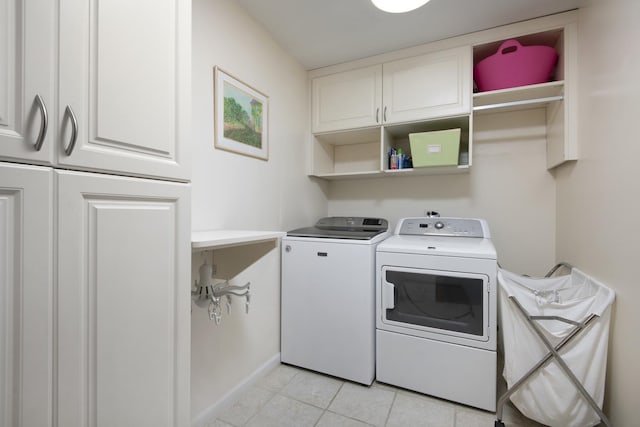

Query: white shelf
[
  {"left": 310, "top": 115, "right": 472, "bottom": 180},
  {"left": 383, "top": 165, "right": 470, "bottom": 176},
  {"left": 310, "top": 170, "right": 383, "bottom": 180},
  {"left": 472, "top": 81, "right": 564, "bottom": 115},
  {"left": 313, "top": 127, "right": 381, "bottom": 146},
  {"left": 310, "top": 164, "right": 470, "bottom": 180},
  {"left": 191, "top": 230, "right": 286, "bottom": 251}
]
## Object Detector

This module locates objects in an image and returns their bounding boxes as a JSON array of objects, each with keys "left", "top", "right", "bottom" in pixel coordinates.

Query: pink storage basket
[{"left": 474, "top": 39, "right": 558, "bottom": 92}]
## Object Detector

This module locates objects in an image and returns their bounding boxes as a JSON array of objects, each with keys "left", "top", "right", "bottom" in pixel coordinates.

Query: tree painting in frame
[{"left": 214, "top": 67, "right": 269, "bottom": 160}]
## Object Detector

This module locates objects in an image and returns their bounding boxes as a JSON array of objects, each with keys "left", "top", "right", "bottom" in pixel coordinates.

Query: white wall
[
  {"left": 190, "top": 0, "right": 327, "bottom": 420},
  {"left": 555, "top": 0, "right": 640, "bottom": 425},
  {"left": 329, "top": 108, "right": 557, "bottom": 275}
]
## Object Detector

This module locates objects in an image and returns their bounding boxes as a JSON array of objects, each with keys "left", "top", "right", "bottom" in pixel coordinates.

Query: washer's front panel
[{"left": 281, "top": 238, "right": 377, "bottom": 384}]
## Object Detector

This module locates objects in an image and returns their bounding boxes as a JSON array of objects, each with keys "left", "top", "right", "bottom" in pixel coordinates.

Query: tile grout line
[
  {"left": 383, "top": 388, "right": 398, "bottom": 427},
  {"left": 240, "top": 390, "right": 278, "bottom": 427},
  {"left": 240, "top": 367, "right": 302, "bottom": 427},
  {"left": 311, "top": 380, "right": 347, "bottom": 426},
  {"left": 214, "top": 365, "right": 542, "bottom": 427}
]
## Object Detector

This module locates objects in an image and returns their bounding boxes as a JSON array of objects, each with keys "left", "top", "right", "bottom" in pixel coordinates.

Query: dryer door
[{"left": 380, "top": 266, "right": 490, "bottom": 343}]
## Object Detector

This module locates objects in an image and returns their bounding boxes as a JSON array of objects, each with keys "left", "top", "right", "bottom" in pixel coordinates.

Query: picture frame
[{"left": 214, "top": 66, "right": 269, "bottom": 160}]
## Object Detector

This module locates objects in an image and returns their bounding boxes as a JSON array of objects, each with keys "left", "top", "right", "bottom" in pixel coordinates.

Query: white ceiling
[{"left": 234, "top": 0, "right": 584, "bottom": 70}]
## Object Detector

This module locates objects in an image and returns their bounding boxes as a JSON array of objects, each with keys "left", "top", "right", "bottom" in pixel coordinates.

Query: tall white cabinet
[
  {"left": 0, "top": 0, "right": 191, "bottom": 426},
  {"left": 56, "top": 171, "right": 190, "bottom": 427},
  {"left": 0, "top": 0, "right": 56, "bottom": 164},
  {"left": 56, "top": 0, "right": 190, "bottom": 180},
  {"left": 0, "top": 164, "right": 53, "bottom": 427},
  {"left": 1, "top": 0, "right": 190, "bottom": 181}
]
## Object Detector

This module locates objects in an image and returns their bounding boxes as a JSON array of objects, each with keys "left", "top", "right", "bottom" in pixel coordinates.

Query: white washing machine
[
  {"left": 281, "top": 217, "right": 389, "bottom": 385},
  {"left": 376, "top": 216, "right": 498, "bottom": 411}
]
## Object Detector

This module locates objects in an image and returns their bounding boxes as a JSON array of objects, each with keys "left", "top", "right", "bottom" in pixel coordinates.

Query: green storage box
[{"left": 409, "top": 128, "right": 461, "bottom": 167}]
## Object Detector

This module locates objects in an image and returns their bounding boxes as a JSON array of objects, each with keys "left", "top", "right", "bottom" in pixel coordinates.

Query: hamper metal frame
[{"left": 495, "top": 263, "right": 612, "bottom": 427}]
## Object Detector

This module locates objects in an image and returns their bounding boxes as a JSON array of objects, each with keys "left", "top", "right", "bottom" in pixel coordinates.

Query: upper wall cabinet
[
  {"left": 311, "top": 46, "right": 471, "bottom": 134},
  {"left": 382, "top": 46, "right": 471, "bottom": 124},
  {"left": 308, "top": 11, "right": 578, "bottom": 178},
  {"left": 0, "top": 0, "right": 191, "bottom": 182},
  {"left": 309, "top": 45, "right": 473, "bottom": 179},
  {"left": 311, "top": 65, "right": 382, "bottom": 133}
]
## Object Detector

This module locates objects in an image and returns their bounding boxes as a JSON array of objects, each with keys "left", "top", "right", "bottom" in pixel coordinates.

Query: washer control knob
[{"left": 434, "top": 221, "right": 445, "bottom": 230}]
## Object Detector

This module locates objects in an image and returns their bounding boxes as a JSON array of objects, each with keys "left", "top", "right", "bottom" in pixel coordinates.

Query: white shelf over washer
[{"left": 191, "top": 230, "right": 286, "bottom": 251}]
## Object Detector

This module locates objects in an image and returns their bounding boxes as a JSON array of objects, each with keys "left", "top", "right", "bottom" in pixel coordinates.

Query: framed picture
[{"left": 214, "top": 67, "right": 269, "bottom": 160}]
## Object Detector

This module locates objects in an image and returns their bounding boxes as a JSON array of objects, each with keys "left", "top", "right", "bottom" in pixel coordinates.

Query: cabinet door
[
  {"left": 383, "top": 46, "right": 472, "bottom": 124},
  {"left": 0, "top": 162, "right": 53, "bottom": 427},
  {"left": 0, "top": 0, "right": 56, "bottom": 164},
  {"left": 58, "top": 0, "right": 190, "bottom": 181},
  {"left": 312, "top": 65, "right": 382, "bottom": 133},
  {"left": 56, "top": 171, "right": 190, "bottom": 427}
]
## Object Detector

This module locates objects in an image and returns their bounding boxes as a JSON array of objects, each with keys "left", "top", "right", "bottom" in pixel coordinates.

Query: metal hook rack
[{"left": 191, "top": 253, "right": 251, "bottom": 324}]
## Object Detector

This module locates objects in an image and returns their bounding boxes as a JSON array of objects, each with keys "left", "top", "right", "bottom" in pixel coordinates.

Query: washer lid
[
  {"left": 286, "top": 226, "right": 387, "bottom": 240},
  {"left": 377, "top": 234, "right": 497, "bottom": 259},
  {"left": 287, "top": 216, "right": 388, "bottom": 240}
]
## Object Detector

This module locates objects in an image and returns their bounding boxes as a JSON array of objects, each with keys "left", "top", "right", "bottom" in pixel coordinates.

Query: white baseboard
[{"left": 191, "top": 353, "right": 281, "bottom": 427}]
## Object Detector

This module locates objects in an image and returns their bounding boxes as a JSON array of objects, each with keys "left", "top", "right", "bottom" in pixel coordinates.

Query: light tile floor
[{"left": 206, "top": 364, "right": 546, "bottom": 427}]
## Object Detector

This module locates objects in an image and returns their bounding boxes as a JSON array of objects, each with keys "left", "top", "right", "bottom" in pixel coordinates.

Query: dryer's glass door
[{"left": 382, "top": 267, "right": 488, "bottom": 339}]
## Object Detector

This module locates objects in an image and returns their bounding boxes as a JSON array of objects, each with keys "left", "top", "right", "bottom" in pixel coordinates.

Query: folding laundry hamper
[{"left": 495, "top": 263, "right": 615, "bottom": 427}]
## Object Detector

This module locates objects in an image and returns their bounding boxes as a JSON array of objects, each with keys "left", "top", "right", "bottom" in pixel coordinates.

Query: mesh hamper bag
[{"left": 498, "top": 267, "right": 615, "bottom": 427}]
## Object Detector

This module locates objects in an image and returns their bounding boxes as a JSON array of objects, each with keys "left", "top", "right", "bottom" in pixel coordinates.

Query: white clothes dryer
[{"left": 376, "top": 217, "right": 498, "bottom": 411}]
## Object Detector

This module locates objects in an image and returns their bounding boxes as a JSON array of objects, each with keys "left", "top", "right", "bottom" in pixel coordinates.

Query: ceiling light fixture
[{"left": 371, "top": 0, "right": 431, "bottom": 14}]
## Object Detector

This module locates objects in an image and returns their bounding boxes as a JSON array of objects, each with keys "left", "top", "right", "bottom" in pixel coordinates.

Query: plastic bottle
[{"left": 397, "top": 149, "right": 404, "bottom": 170}]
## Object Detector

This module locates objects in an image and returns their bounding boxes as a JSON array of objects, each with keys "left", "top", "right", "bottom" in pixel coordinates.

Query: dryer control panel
[{"left": 395, "top": 217, "right": 489, "bottom": 238}]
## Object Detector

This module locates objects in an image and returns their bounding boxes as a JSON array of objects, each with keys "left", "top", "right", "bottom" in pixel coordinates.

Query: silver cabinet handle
[
  {"left": 63, "top": 105, "right": 78, "bottom": 156},
  {"left": 376, "top": 107, "right": 380, "bottom": 123},
  {"left": 33, "top": 94, "right": 48, "bottom": 151},
  {"left": 383, "top": 106, "right": 387, "bottom": 122}
]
